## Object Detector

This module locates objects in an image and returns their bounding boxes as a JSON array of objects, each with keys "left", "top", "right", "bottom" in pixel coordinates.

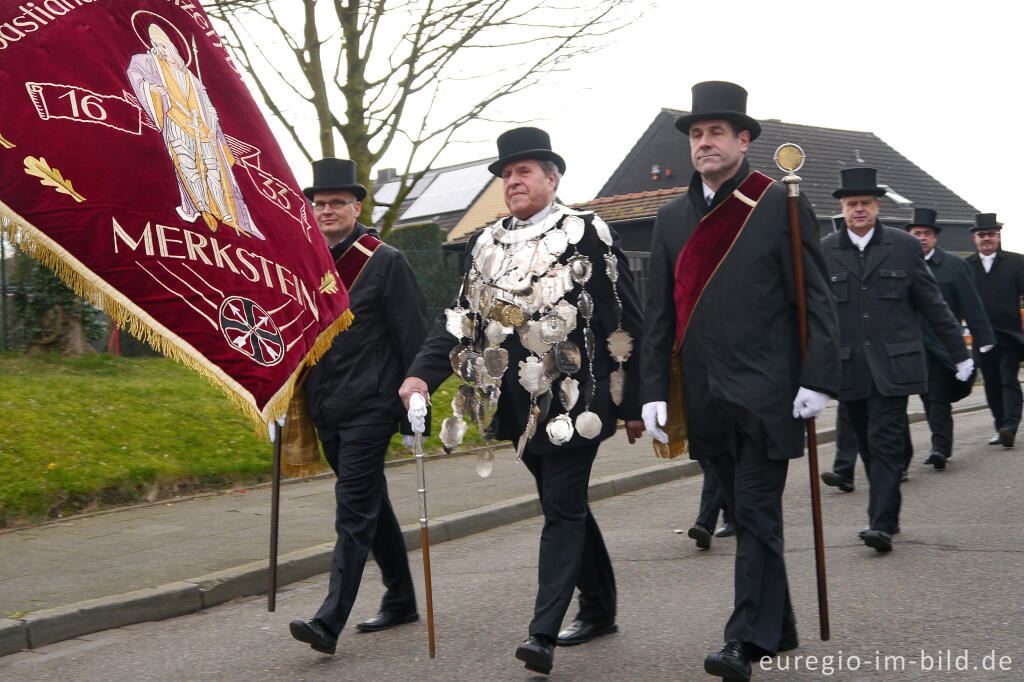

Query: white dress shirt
[
  {"left": 847, "top": 227, "right": 875, "bottom": 252},
  {"left": 979, "top": 251, "right": 996, "bottom": 273}
]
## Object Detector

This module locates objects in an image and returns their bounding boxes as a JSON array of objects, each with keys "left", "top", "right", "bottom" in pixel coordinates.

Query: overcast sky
[{"left": 353, "top": 0, "right": 1022, "bottom": 248}]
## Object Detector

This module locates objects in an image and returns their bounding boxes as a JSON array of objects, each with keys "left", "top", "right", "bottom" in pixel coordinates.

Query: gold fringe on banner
[
  {"left": 652, "top": 353, "right": 690, "bottom": 459},
  {"left": 1, "top": 204, "right": 353, "bottom": 439}
]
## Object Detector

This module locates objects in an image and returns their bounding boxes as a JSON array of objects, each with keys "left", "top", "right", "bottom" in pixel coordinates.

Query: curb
[{"left": 0, "top": 403, "right": 986, "bottom": 656}]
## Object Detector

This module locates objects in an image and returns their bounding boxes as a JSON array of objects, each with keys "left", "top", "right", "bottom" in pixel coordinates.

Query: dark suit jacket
[
  {"left": 965, "top": 248, "right": 1024, "bottom": 351},
  {"left": 921, "top": 247, "right": 995, "bottom": 367},
  {"left": 305, "top": 223, "right": 429, "bottom": 436},
  {"left": 821, "top": 224, "right": 968, "bottom": 401},
  {"left": 640, "top": 162, "right": 840, "bottom": 460},
  {"left": 406, "top": 209, "right": 643, "bottom": 455}
]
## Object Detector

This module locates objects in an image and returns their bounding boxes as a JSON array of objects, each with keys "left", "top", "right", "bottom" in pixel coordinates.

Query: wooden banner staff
[
  {"left": 413, "top": 428, "right": 437, "bottom": 658},
  {"left": 775, "top": 143, "right": 830, "bottom": 641},
  {"left": 268, "top": 420, "right": 283, "bottom": 611}
]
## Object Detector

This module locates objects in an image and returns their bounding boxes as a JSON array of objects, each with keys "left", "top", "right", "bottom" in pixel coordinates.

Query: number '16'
[{"left": 58, "top": 89, "right": 108, "bottom": 121}]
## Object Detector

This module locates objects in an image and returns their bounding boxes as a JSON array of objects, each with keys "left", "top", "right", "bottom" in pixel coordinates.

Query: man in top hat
[
  {"left": 399, "top": 127, "right": 644, "bottom": 675},
  {"left": 965, "top": 212, "right": 1024, "bottom": 448},
  {"left": 906, "top": 208, "right": 995, "bottom": 469},
  {"left": 640, "top": 81, "right": 840, "bottom": 681},
  {"left": 821, "top": 169, "right": 971, "bottom": 554},
  {"left": 289, "top": 158, "right": 430, "bottom": 655}
]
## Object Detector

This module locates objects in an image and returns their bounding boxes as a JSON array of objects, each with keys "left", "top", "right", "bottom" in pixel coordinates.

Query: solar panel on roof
[{"left": 401, "top": 164, "right": 492, "bottom": 220}]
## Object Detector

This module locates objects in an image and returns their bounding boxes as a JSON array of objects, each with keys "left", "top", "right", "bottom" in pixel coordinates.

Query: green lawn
[{"left": 0, "top": 353, "right": 485, "bottom": 527}]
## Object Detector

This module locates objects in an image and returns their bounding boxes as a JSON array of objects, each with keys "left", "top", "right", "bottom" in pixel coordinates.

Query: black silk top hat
[
  {"left": 303, "top": 158, "right": 367, "bottom": 201},
  {"left": 673, "top": 81, "right": 762, "bottom": 141},
  {"left": 971, "top": 212, "right": 1003, "bottom": 232},
  {"left": 487, "top": 127, "right": 566, "bottom": 177},
  {"left": 832, "top": 167, "right": 886, "bottom": 199},
  {"left": 906, "top": 207, "right": 940, "bottom": 233}
]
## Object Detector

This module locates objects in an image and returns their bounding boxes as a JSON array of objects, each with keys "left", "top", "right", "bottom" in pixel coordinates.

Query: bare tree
[{"left": 206, "top": 0, "right": 636, "bottom": 238}]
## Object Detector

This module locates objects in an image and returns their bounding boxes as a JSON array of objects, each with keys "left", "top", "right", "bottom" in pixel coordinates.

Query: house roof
[
  {"left": 571, "top": 187, "right": 687, "bottom": 223},
  {"left": 371, "top": 157, "right": 498, "bottom": 233},
  {"left": 597, "top": 109, "right": 979, "bottom": 223}
]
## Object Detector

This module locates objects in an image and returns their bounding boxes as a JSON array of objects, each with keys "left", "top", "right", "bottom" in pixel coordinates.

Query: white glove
[
  {"left": 408, "top": 392, "right": 427, "bottom": 434},
  {"left": 402, "top": 434, "right": 416, "bottom": 448},
  {"left": 792, "top": 387, "right": 829, "bottom": 419},
  {"left": 979, "top": 345, "right": 994, "bottom": 353},
  {"left": 267, "top": 415, "right": 285, "bottom": 441},
  {"left": 955, "top": 357, "right": 975, "bottom": 382},
  {"left": 642, "top": 401, "right": 669, "bottom": 444}
]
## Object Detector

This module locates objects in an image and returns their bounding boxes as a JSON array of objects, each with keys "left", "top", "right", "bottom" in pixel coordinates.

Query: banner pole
[{"left": 268, "top": 421, "right": 282, "bottom": 612}]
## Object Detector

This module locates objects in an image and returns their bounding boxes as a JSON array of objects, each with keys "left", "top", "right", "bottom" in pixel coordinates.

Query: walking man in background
[
  {"left": 906, "top": 208, "right": 994, "bottom": 469},
  {"left": 965, "top": 213, "right": 1024, "bottom": 448},
  {"left": 821, "top": 168, "right": 971, "bottom": 554},
  {"left": 289, "top": 158, "right": 429, "bottom": 655}
]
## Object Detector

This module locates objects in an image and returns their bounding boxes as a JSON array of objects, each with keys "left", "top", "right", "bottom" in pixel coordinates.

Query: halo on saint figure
[
  {"left": 131, "top": 10, "right": 192, "bottom": 68},
  {"left": 774, "top": 143, "right": 805, "bottom": 173}
]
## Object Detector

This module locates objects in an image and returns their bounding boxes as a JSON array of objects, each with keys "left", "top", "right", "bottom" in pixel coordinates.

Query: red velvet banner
[{"left": 0, "top": 1, "right": 352, "bottom": 426}]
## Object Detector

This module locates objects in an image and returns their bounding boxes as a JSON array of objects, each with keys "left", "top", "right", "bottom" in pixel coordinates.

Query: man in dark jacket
[
  {"left": 399, "top": 127, "right": 644, "bottom": 676},
  {"left": 289, "top": 158, "right": 429, "bottom": 656},
  {"left": 821, "top": 169, "right": 972, "bottom": 554},
  {"left": 641, "top": 81, "right": 840, "bottom": 682},
  {"left": 965, "top": 213, "right": 1024, "bottom": 448},
  {"left": 906, "top": 208, "right": 995, "bottom": 469}
]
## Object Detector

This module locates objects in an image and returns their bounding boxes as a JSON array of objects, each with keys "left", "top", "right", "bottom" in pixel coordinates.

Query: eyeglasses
[{"left": 312, "top": 199, "right": 358, "bottom": 211}]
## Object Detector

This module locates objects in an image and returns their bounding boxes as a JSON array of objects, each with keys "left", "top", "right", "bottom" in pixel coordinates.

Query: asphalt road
[{"left": 2, "top": 405, "right": 1022, "bottom": 681}]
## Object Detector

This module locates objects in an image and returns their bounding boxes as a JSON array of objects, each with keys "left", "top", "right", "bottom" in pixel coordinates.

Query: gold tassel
[{"left": 652, "top": 354, "right": 689, "bottom": 459}]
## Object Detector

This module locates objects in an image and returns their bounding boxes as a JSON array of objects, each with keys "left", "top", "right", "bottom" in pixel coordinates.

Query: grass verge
[{"left": 0, "top": 352, "right": 487, "bottom": 527}]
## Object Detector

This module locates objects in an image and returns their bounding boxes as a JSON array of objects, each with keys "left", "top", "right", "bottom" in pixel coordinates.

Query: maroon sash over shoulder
[
  {"left": 672, "top": 171, "right": 774, "bottom": 350},
  {"left": 336, "top": 233, "right": 383, "bottom": 291},
  {"left": 654, "top": 171, "right": 774, "bottom": 460}
]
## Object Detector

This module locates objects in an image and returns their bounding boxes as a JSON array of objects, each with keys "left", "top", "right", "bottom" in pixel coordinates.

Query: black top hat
[
  {"left": 905, "top": 207, "right": 940, "bottom": 233},
  {"left": 971, "top": 212, "right": 1003, "bottom": 232},
  {"left": 673, "top": 81, "right": 762, "bottom": 141},
  {"left": 833, "top": 167, "right": 886, "bottom": 199},
  {"left": 487, "top": 127, "right": 566, "bottom": 177},
  {"left": 303, "top": 158, "right": 367, "bottom": 201}
]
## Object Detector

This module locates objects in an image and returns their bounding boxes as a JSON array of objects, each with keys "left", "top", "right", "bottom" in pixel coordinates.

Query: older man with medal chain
[{"left": 400, "top": 127, "right": 644, "bottom": 676}]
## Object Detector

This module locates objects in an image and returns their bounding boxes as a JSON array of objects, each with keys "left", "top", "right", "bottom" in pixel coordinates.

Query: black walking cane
[
  {"left": 775, "top": 143, "right": 830, "bottom": 640},
  {"left": 268, "top": 419, "right": 282, "bottom": 611},
  {"left": 410, "top": 393, "right": 437, "bottom": 657}
]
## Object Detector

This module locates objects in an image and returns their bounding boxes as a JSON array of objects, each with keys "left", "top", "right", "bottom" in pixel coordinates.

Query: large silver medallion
[
  {"left": 559, "top": 377, "right": 580, "bottom": 411},
  {"left": 483, "top": 347, "right": 509, "bottom": 379},
  {"left": 440, "top": 415, "right": 468, "bottom": 449},
  {"left": 546, "top": 413, "right": 575, "bottom": 445},
  {"left": 609, "top": 368, "right": 626, "bottom": 406},
  {"left": 575, "top": 410, "right": 603, "bottom": 439},
  {"left": 554, "top": 341, "right": 582, "bottom": 374},
  {"left": 563, "top": 215, "right": 585, "bottom": 244},
  {"left": 607, "top": 329, "right": 634, "bottom": 362}
]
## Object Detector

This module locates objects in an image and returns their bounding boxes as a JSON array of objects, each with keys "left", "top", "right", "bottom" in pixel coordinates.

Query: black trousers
[
  {"left": 695, "top": 458, "right": 734, "bottom": 530},
  {"left": 975, "top": 344, "right": 1022, "bottom": 434},
  {"left": 842, "top": 395, "right": 908, "bottom": 534},
  {"left": 696, "top": 403, "right": 793, "bottom": 656},
  {"left": 313, "top": 423, "right": 416, "bottom": 636},
  {"left": 521, "top": 442, "right": 616, "bottom": 639},
  {"left": 833, "top": 401, "right": 913, "bottom": 480},
  {"left": 919, "top": 352, "right": 961, "bottom": 457}
]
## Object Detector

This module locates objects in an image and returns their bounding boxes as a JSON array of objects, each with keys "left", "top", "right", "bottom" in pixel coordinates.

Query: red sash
[
  {"left": 335, "top": 233, "right": 383, "bottom": 291},
  {"left": 672, "top": 172, "right": 774, "bottom": 351}
]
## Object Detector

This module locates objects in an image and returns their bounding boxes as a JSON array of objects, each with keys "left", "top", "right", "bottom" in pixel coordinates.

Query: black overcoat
[
  {"left": 821, "top": 224, "right": 968, "bottom": 401},
  {"left": 406, "top": 209, "right": 643, "bottom": 456},
  {"left": 305, "top": 223, "right": 429, "bottom": 436},
  {"left": 921, "top": 247, "right": 995, "bottom": 366},
  {"left": 640, "top": 163, "right": 840, "bottom": 461},
  {"left": 964, "top": 248, "right": 1024, "bottom": 352}
]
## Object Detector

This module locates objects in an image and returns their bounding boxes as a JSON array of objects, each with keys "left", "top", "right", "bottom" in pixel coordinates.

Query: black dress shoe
[
  {"left": 821, "top": 471, "right": 854, "bottom": 492},
  {"left": 289, "top": 619, "right": 337, "bottom": 655},
  {"left": 924, "top": 451, "right": 947, "bottom": 470},
  {"left": 556, "top": 619, "right": 618, "bottom": 646},
  {"left": 1000, "top": 428, "right": 1015, "bottom": 448},
  {"left": 862, "top": 529, "right": 893, "bottom": 552},
  {"left": 515, "top": 635, "right": 554, "bottom": 675},
  {"left": 715, "top": 522, "right": 735, "bottom": 538},
  {"left": 688, "top": 523, "right": 713, "bottom": 549},
  {"left": 988, "top": 434, "right": 1003, "bottom": 445},
  {"left": 705, "top": 640, "right": 751, "bottom": 681},
  {"left": 355, "top": 610, "right": 419, "bottom": 632},
  {"left": 859, "top": 525, "right": 899, "bottom": 539}
]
